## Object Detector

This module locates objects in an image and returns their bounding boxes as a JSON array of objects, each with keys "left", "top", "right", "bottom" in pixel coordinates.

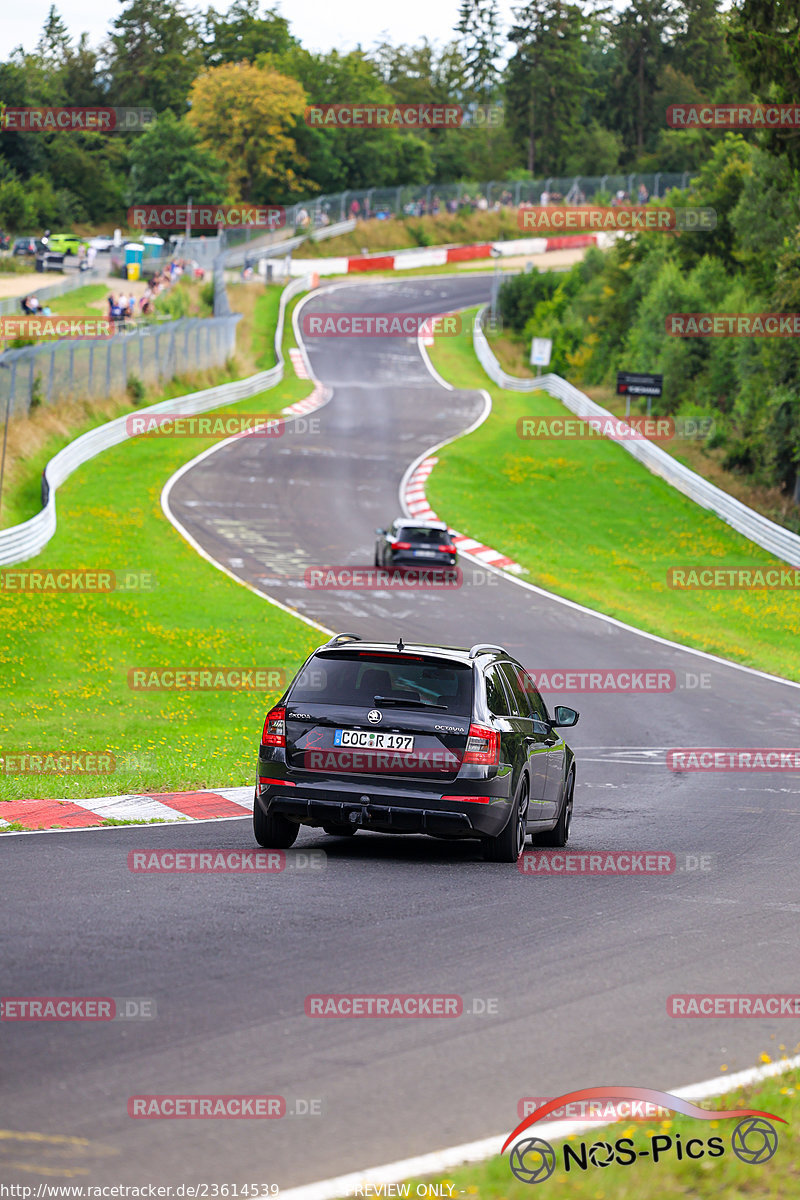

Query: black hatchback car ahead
[
  {"left": 254, "top": 634, "right": 579, "bottom": 862},
  {"left": 374, "top": 519, "right": 458, "bottom": 570}
]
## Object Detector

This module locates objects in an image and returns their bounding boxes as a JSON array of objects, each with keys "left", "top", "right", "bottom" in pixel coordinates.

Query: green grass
[
  {"left": 252, "top": 285, "right": 283, "bottom": 369},
  {"left": 378, "top": 1064, "right": 799, "bottom": 1199},
  {"left": 426, "top": 308, "right": 800, "bottom": 681},
  {"left": 0, "top": 293, "right": 323, "bottom": 801}
]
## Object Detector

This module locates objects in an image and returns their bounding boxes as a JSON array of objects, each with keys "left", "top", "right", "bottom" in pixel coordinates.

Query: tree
[
  {"left": 607, "top": 0, "right": 677, "bottom": 159},
  {"left": 728, "top": 0, "right": 800, "bottom": 168},
  {"left": 203, "top": 0, "right": 297, "bottom": 66},
  {"left": 456, "top": 0, "right": 503, "bottom": 102},
  {"left": 106, "top": 0, "right": 204, "bottom": 114},
  {"left": 186, "top": 60, "right": 308, "bottom": 200},
  {"left": 506, "top": 0, "right": 593, "bottom": 175},
  {"left": 128, "top": 110, "right": 228, "bottom": 205},
  {"left": 671, "top": 0, "right": 733, "bottom": 94},
  {"left": 269, "top": 46, "right": 434, "bottom": 191}
]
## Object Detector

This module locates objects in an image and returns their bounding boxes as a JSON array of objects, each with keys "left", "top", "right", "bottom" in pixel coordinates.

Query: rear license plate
[
  {"left": 413, "top": 549, "right": 436, "bottom": 557},
  {"left": 334, "top": 730, "right": 415, "bottom": 751}
]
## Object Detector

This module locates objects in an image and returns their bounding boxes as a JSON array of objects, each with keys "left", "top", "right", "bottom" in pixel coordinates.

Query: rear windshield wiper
[{"left": 372, "top": 695, "right": 448, "bottom": 710}]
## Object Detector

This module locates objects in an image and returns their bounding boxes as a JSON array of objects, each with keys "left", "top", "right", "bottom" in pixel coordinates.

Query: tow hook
[{"left": 350, "top": 799, "right": 370, "bottom": 826}]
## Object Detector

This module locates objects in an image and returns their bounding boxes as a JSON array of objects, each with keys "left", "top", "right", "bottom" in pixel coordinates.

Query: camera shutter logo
[
  {"left": 731, "top": 1117, "right": 779, "bottom": 1164},
  {"left": 509, "top": 1137, "right": 556, "bottom": 1184}
]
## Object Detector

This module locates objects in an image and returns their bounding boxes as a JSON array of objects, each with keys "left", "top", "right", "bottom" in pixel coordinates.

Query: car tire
[
  {"left": 253, "top": 792, "right": 299, "bottom": 848},
  {"left": 483, "top": 775, "right": 529, "bottom": 863},
  {"left": 538, "top": 771, "right": 574, "bottom": 847},
  {"left": 321, "top": 823, "right": 357, "bottom": 837}
]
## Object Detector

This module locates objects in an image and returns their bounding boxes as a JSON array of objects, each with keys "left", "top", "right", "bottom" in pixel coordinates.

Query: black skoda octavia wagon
[{"left": 254, "top": 634, "right": 578, "bottom": 862}]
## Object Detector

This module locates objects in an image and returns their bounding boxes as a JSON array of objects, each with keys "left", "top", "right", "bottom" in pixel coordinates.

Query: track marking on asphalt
[
  {"left": 277, "top": 1054, "right": 800, "bottom": 1200},
  {"left": 0, "top": 1129, "right": 119, "bottom": 1179}
]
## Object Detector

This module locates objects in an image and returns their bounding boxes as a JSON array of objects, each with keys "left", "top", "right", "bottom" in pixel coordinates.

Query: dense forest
[
  {"left": 0, "top": 0, "right": 786, "bottom": 226},
  {"left": 1, "top": 0, "right": 799, "bottom": 512}
]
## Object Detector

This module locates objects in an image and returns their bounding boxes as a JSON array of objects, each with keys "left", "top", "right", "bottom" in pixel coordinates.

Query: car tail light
[
  {"left": 436, "top": 544, "right": 455, "bottom": 553},
  {"left": 463, "top": 723, "right": 499, "bottom": 765},
  {"left": 449, "top": 795, "right": 491, "bottom": 804},
  {"left": 258, "top": 776, "right": 295, "bottom": 786},
  {"left": 261, "top": 706, "right": 286, "bottom": 747},
  {"left": 391, "top": 541, "right": 412, "bottom": 550}
]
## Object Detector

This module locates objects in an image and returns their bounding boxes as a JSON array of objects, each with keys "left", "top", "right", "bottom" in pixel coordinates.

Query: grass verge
[
  {"left": 294, "top": 210, "right": 532, "bottom": 258},
  {"left": 374, "top": 1062, "right": 799, "bottom": 1200},
  {"left": 0, "top": 290, "right": 322, "bottom": 801},
  {"left": 0, "top": 284, "right": 285, "bottom": 531},
  {"left": 426, "top": 308, "right": 800, "bottom": 681},
  {"left": 489, "top": 327, "right": 800, "bottom": 534}
]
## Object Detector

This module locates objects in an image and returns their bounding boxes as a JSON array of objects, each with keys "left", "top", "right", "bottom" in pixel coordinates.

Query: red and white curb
[
  {"left": 289, "top": 347, "right": 310, "bottom": 378},
  {"left": 282, "top": 382, "right": 329, "bottom": 417},
  {"left": 290, "top": 233, "right": 608, "bottom": 277},
  {"left": 403, "top": 456, "right": 526, "bottom": 575},
  {"left": 0, "top": 786, "right": 254, "bottom": 833}
]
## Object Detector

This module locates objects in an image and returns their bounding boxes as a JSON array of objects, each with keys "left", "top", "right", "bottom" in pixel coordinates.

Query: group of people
[
  {"left": 20, "top": 295, "right": 52, "bottom": 315},
  {"left": 107, "top": 258, "right": 197, "bottom": 324},
  {"left": 337, "top": 180, "right": 655, "bottom": 224}
]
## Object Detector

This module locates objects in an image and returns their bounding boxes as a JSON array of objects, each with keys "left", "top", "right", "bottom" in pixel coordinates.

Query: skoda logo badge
[{"left": 368, "top": 709, "right": 382, "bottom": 724}]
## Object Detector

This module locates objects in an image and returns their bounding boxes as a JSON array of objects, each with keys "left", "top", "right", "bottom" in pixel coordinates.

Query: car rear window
[
  {"left": 289, "top": 652, "right": 473, "bottom": 715},
  {"left": 395, "top": 527, "right": 451, "bottom": 545}
]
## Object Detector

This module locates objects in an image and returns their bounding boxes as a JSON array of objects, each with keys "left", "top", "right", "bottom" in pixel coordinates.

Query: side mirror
[
  {"left": 552, "top": 705, "right": 579, "bottom": 728},
  {"left": 375, "top": 528, "right": 385, "bottom": 535}
]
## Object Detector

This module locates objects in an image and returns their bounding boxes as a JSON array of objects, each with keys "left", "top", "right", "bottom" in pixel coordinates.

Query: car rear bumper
[{"left": 256, "top": 773, "right": 512, "bottom": 839}]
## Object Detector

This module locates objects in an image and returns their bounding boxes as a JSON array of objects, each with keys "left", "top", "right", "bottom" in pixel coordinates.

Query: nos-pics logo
[{"left": 505, "top": 1086, "right": 783, "bottom": 1184}]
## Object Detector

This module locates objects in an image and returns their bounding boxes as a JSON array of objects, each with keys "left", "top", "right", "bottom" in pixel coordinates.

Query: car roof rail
[
  {"left": 469, "top": 643, "right": 506, "bottom": 659},
  {"left": 323, "top": 633, "right": 362, "bottom": 648}
]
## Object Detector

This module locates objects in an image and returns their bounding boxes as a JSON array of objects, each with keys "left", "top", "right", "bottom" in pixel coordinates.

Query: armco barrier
[
  {"left": 0, "top": 275, "right": 315, "bottom": 567},
  {"left": 473, "top": 310, "right": 800, "bottom": 569}
]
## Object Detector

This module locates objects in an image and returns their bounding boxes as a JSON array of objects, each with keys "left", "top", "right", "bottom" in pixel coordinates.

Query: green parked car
[{"left": 41, "top": 234, "right": 86, "bottom": 256}]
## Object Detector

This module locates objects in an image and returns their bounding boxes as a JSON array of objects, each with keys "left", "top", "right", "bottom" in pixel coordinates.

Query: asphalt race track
[{"left": 3, "top": 275, "right": 799, "bottom": 1189}]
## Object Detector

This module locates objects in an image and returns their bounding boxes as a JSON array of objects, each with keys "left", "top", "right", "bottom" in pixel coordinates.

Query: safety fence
[
  {"left": 0, "top": 274, "right": 313, "bottom": 566},
  {"left": 0, "top": 315, "right": 240, "bottom": 420},
  {"left": 0, "top": 268, "right": 103, "bottom": 317},
  {"left": 473, "top": 311, "right": 800, "bottom": 569}
]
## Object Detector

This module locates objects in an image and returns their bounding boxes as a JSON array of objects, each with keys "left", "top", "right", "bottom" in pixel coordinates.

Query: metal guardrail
[
  {"left": 0, "top": 274, "right": 314, "bottom": 566},
  {"left": 0, "top": 268, "right": 103, "bottom": 317},
  {"left": 473, "top": 310, "right": 800, "bottom": 569}
]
